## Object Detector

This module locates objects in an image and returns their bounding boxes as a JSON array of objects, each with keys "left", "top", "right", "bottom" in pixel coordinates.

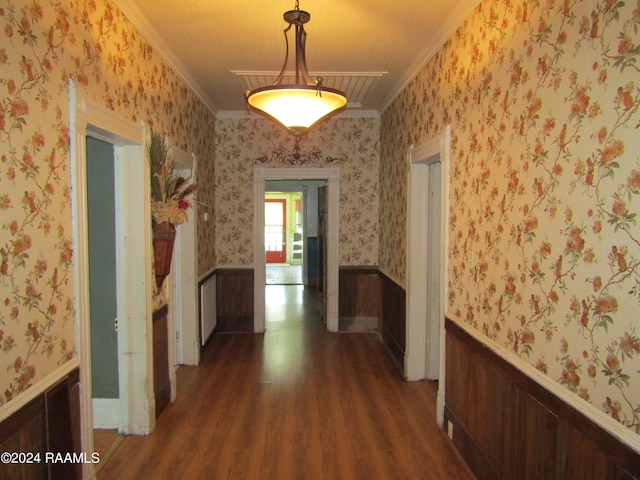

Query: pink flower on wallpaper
[
  {"left": 13, "top": 356, "right": 22, "bottom": 373},
  {"left": 524, "top": 216, "right": 538, "bottom": 232},
  {"left": 562, "top": 359, "right": 581, "bottom": 388},
  {"left": 540, "top": 241, "right": 552, "bottom": 258},
  {"left": 10, "top": 98, "right": 29, "bottom": 117},
  {"left": 28, "top": 322, "right": 40, "bottom": 342},
  {"left": 627, "top": 170, "right": 640, "bottom": 192},
  {"left": 59, "top": 239, "right": 73, "bottom": 264},
  {"left": 597, "top": 69, "right": 608, "bottom": 85},
  {"left": 593, "top": 276, "right": 602, "bottom": 291},
  {"left": 571, "top": 86, "right": 590, "bottom": 116},
  {"left": 604, "top": 397, "right": 622, "bottom": 422},
  {"left": 609, "top": 246, "right": 628, "bottom": 272},
  {"left": 12, "top": 235, "right": 32, "bottom": 255},
  {"left": 595, "top": 295, "right": 619, "bottom": 315},
  {"left": 16, "top": 364, "right": 36, "bottom": 391},
  {"left": 566, "top": 226, "right": 585, "bottom": 253},
  {"left": 535, "top": 359, "right": 548, "bottom": 373},
  {"left": 618, "top": 36, "right": 633, "bottom": 55},
  {"left": 522, "top": 329, "right": 535, "bottom": 345},
  {"left": 601, "top": 140, "right": 624, "bottom": 165},
  {"left": 2, "top": 335, "right": 16, "bottom": 352},
  {"left": 34, "top": 259, "right": 47, "bottom": 275},
  {"left": 580, "top": 301, "right": 590, "bottom": 327},
  {"left": 510, "top": 61, "right": 523, "bottom": 85},
  {"left": 527, "top": 97, "right": 542, "bottom": 118},
  {"left": 614, "top": 86, "right": 634, "bottom": 111},
  {"left": 620, "top": 333, "right": 640, "bottom": 357},
  {"left": 612, "top": 198, "right": 628, "bottom": 216},
  {"left": 606, "top": 353, "right": 621, "bottom": 373},
  {"left": 592, "top": 220, "right": 602, "bottom": 234}
]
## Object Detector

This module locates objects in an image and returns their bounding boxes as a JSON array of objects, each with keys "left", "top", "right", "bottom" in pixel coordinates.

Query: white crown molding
[
  {"left": 111, "top": 0, "right": 218, "bottom": 115},
  {"left": 380, "top": 0, "right": 482, "bottom": 113}
]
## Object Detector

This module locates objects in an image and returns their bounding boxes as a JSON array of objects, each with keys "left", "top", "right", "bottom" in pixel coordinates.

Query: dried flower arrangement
[{"left": 148, "top": 130, "right": 197, "bottom": 226}]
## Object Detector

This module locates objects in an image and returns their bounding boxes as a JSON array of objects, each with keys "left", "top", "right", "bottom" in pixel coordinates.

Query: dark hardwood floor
[{"left": 98, "top": 285, "right": 475, "bottom": 480}]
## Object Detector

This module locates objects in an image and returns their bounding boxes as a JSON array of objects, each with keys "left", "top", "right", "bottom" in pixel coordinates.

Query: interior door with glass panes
[{"left": 265, "top": 199, "right": 286, "bottom": 263}]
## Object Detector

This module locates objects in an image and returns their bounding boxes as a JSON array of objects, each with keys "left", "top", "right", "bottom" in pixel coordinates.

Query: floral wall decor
[
  {"left": 381, "top": 0, "right": 640, "bottom": 435},
  {"left": 0, "top": 0, "right": 216, "bottom": 410},
  {"left": 148, "top": 130, "right": 197, "bottom": 289},
  {"left": 215, "top": 116, "right": 380, "bottom": 267},
  {"left": 254, "top": 145, "right": 344, "bottom": 166}
]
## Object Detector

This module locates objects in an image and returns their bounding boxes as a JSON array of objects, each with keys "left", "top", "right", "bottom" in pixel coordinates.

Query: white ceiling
[{"left": 113, "top": 0, "right": 480, "bottom": 115}]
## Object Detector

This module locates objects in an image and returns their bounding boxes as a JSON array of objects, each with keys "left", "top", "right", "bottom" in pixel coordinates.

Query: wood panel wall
[
  {"left": 444, "top": 318, "right": 640, "bottom": 480},
  {"left": 338, "top": 267, "right": 381, "bottom": 331},
  {"left": 379, "top": 272, "right": 406, "bottom": 371},
  {"left": 153, "top": 304, "right": 171, "bottom": 419},
  {"left": 216, "top": 268, "right": 254, "bottom": 332},
  {"left": 0, "top": 368, "right": 81, "bottom": 480}
]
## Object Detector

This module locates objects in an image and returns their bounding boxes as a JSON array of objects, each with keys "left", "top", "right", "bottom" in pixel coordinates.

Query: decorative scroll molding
[{"left": 254, "top": 145, "right": 344, "bottom": 166}]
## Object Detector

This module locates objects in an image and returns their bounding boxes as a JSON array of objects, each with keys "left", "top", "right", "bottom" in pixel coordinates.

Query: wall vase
[{"left": 153, "top": 221, "right": 176, "bottom": 289}]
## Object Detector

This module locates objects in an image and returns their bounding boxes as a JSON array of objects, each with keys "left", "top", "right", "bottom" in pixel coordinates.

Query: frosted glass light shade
[{"left": 247, "top": 84, "right": 347, "bottom": 132}]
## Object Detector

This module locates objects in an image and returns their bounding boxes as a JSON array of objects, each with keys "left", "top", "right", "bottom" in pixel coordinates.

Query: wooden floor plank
[{"left": 98, "top": 285, "right": 475, "bottom": 480}]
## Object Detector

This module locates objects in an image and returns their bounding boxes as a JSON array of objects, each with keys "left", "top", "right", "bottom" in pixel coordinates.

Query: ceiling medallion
[{"left": 245, "top": 0, "right": 347, "bottom": 138}]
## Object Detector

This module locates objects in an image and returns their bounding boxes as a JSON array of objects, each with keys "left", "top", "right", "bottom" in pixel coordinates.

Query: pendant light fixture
[{"left": 245, "top": 0, "right": 347, "bottom": 137}]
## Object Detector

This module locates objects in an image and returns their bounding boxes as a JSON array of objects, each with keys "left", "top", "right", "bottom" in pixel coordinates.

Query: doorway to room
[
  {"left": 265, "top": 198, "right": 288, "bottom": 264},
  {"left": 69, "top": 81, "right": 153, "bottom": 478},
  {"left": 254, "top": 167, "right": 340, "bottom": 333},
  {"left": 85, "top": 136, "right": 122, "bottom": 466},
  {"left": 406, "top": 125, "right": 450, "bottom": 427},
  {"left": 265, "top": 190, "right": 306, "bottom": 286}
]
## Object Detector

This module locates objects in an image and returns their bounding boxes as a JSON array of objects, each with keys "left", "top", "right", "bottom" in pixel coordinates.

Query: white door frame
[
  {"left": 170, "top": 150, "right": 199, "bottom": 370},
  {"left": 69, "top": 81, "right": 154, "bottom": 478},
  {"left": 405, "top": 125, "right": 450, "bottom": 426},
  {"left": 254, "top": 167, "right": 340, "bottom": 332}
]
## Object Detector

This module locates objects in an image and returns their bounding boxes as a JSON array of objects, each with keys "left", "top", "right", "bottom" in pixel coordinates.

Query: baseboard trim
[{"left": 92, "top": 398, "right": 120, "bottom": 429}]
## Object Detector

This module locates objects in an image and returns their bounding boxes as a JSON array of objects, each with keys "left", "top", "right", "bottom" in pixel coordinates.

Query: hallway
[
  {"left": 98, "top": 286, "right": 474, "bottom": 479},
  {"left": 265, "top": 264, "right": 302, "bottom": 285}
]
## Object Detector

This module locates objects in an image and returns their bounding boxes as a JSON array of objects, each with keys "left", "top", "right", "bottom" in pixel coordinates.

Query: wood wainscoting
[
  {"left": 153, "top": 305, "right": 171, "bottom": 419},
  {"left": 379, "top": 271, "right": 406, "bottom": 371},
  {"left": 444, "top": 318, "right": 640, "bottom": 480},
  {"left": 215, "top": 268, "right": 254, "bottom": 332},
  {"left": 338, "top": 267, "right": 381, "bottom": 331},
  {"left": 0, "top": 368, "right": 81, "bottom": 480}
]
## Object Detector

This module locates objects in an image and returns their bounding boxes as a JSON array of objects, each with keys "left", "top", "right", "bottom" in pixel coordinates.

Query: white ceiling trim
[
  {"left": 379, "top": 0, "right": 482, "bottom": 113},
  {"left": 111, "top": 0, "right": 219, "bottom": 114}
]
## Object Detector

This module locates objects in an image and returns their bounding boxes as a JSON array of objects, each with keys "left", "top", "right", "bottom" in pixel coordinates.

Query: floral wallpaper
[
  {"left": 0, "top": 0, "right": 215, "bottom": 408},
  {"left": 214, "top": 116, "right": 380, "bottom": 267},
  {"left": 381, "top": 0, "right": 640, "bottom": 434}
]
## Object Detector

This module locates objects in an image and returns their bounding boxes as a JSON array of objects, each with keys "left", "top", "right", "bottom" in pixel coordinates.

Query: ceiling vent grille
[{"left": 234, "top": 72, "right": 386, "bottom": 107}]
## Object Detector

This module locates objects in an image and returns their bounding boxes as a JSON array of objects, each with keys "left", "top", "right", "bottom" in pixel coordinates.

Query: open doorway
[
  {"left": 406, "top": 125, "right": 450, "bottom": 427},
  {"left": 254, "top": 167, "right": 340, "bottom": 333},
  {"left": 69, "top": 81, "right": 154, "bottom": 478},
  {"left": 265, "top": 198, "right": 287, "bottom": 264},
  {"left": 264, "top": 190, "right": 306, "bottom": 286},
  {"left": 85, "top": 137, "right": 121, "bottom": 462},
  {"left": 170, "top": 151, "right": 199, "bottom": 368}
]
